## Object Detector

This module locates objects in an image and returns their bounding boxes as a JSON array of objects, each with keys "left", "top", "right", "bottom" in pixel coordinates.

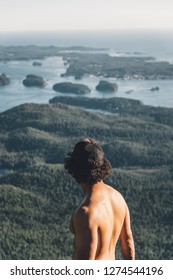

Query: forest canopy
[{"left": 0, "top": 98, "right": 173, "bottom": 259}]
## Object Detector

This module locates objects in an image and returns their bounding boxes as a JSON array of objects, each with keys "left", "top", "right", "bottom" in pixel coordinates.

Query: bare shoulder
[
  {"left": 104, "top": 183, "right": 126, "bottom": 203},
  {"left": 103, "top": 184, "right": 127, "bottom": 216}
]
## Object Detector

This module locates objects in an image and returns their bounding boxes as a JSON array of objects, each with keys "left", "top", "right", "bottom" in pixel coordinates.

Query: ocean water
[
  {"left": 0, "top": 29, "right": 173, "bottom": 112},
  {"left": 1, "top": 29, "right": 173, "bottom": 59}
]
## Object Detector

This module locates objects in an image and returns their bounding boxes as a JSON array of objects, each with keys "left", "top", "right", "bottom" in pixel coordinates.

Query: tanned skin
[{"left": 69, "top": 181, "right": 135, "bottom": 260}]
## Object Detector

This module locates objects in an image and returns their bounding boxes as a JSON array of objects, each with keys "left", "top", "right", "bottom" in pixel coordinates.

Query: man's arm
[{"left": 120, "top": 204, "right": 135, "bottom": 260}]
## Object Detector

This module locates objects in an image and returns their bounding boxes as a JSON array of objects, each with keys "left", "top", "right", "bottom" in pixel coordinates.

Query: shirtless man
[{"left": 64, "top": 138, "right": 135, "bottom": 260}]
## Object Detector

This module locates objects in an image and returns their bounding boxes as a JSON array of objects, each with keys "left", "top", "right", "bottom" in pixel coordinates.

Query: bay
[
  {"left": 0, "top": 29, "right": 173, "bottom": 112},
  {"left": 1, "top": 55, "right": 173, "bottom": 112}
]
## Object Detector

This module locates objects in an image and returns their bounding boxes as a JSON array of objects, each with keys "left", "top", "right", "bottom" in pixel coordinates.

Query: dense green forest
[
  {"left": 60, "top": 52, "right": 173, "bottom": 80},
  {"left": 0, "top": 98, "right": 173, "bottom": 259}
]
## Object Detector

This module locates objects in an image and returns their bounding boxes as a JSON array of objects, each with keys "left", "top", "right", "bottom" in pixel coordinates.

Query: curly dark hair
[{"left": 64, "top": 138, "right": 111, "bottom": 184}]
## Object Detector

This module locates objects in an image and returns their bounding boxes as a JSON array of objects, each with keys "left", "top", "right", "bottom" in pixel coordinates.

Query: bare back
[{"left": 70, "top": 182, "right": 135, "bottom": 260}]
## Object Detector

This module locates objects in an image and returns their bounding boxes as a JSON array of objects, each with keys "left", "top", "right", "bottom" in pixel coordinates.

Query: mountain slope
[{"left": 0, "top": 100, "right": 173, "bottom": 259}]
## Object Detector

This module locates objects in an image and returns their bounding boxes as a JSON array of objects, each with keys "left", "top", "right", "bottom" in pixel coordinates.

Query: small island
[
  {"left": 23, "top": 74, "right": 46, "bottom": 88},
  {"left": 150, "top": 87, "right": 160, "bottom": 91},
  {"left": 53, "top": 82, "right": 91, "bottom": 95},
  {"left": 96, "top": 80, "right": 118, "bottom": 92},
  {"left": 0, "top": 73, "right": 10, "bottom": 86},
  {"left": 32, "top": 61, "right": 42, "bottom": 66}
]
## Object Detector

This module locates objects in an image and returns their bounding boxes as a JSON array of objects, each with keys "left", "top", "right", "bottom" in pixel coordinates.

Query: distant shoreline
[
  {"left": 1, "top": 45, "right": 173, "bottom": 80},
  {"left": 1, "top": 45, "right": 173, "bottom": 112}
]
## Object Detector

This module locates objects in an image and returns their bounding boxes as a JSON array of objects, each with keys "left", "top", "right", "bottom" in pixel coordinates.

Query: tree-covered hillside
[{"left": 0, "top": 99, "right": 173, "bottom": 259}]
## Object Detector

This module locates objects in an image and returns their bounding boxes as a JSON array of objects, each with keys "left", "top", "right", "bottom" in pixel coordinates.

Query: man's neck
[{"left": 81, "top": 181, "right": 104, "bottom": 195}]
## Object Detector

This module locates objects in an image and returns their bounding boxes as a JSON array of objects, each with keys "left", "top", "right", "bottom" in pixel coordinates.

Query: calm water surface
[{"left": 0, "top": 29, "right": 173, "bottom": 112}]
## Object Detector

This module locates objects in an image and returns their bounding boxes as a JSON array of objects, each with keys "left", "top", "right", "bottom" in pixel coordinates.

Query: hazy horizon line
[{"left": 0, "top": 27, "right": 173, "bottom": 33}]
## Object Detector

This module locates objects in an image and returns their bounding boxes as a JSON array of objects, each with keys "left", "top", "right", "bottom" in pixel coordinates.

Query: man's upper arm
[
  {"left": 74, "top": 208, "right": 98, "bottom": 260},
  {"left": 120, "top": 204, "right": 135, "bottom": 260}
]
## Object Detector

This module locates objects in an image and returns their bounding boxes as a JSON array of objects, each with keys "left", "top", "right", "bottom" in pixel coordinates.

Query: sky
[{"left": 0, "top": 0, "right": 173, "bottom": 32}]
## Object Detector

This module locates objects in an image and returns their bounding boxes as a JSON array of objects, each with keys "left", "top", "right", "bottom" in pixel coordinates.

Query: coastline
[{"left": 1, "top": 44, "right": 173, "bottom": 112}]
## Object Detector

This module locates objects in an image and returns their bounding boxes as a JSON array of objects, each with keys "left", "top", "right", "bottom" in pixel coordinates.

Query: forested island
[
  {"left": 53, "top": 82, "right": 91, "bottom": 94},
  {"left": 60, "top": 52, "right": 173, "bottom": 80},
  {"left": 23, "top": 74, "right": 46, "bottom": 88},
  {"left": 0, "top": 73, "right": 10, "bottom": 86},
  {"left": 0, "top": 97, "right": 173, "bottom": 260}
]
